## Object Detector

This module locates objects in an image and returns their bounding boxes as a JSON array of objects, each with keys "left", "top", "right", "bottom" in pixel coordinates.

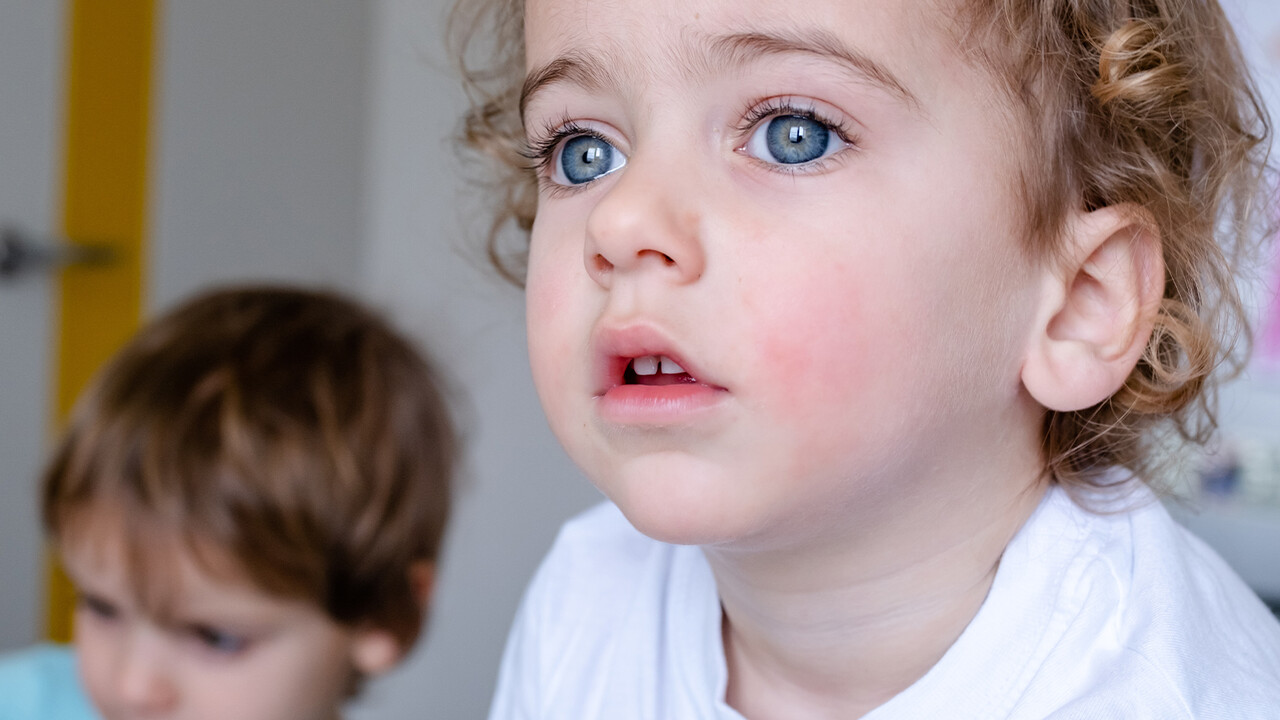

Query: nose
[
  {"left": 113, "top": 631, "right": 178, "bottom": 715},
  {"left": 583, "top": 148, "right": 707, "bottom": 288}
]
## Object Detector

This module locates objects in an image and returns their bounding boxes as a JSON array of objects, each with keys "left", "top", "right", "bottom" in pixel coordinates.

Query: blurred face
[
  {"left": 62, "top": 521, "right": 369, "bottom": 720},
  {"left": 523, "top": 0, "right": 1046, "bottom": 548}
]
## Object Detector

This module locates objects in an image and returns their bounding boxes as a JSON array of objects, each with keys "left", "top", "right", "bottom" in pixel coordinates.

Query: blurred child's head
[
  {"left": 43, "top": 285, "right": 456, "bottom": 720},
  {"left": 452, "top": 0, "right": 1272, "bottom": 516}
]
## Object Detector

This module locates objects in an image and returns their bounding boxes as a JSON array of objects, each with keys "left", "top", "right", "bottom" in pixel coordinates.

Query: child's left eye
[{"left": 739, "top": 110, "right": 849, "bottom": 167}]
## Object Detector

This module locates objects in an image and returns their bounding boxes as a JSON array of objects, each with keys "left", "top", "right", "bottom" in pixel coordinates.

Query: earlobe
[
  {"left": 352, "top": 629, "right": 405, "bottom": 676},
  {"left": 350, "top": 561, "right": 437, "bottom": 676},
  {"left": 1021, "top": 205, "right": 1164, "bottom": 412}
]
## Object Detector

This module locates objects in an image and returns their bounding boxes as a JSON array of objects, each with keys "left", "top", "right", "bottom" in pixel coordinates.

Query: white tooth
[
  {"left": 633, "top": 355, "right": 659, "bottom": 376},
  {"left": 660, "top": 356, "right": 684, "bottom": 374}
]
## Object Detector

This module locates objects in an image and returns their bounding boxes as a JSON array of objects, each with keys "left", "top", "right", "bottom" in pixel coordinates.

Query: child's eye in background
[
  {"left": 552, "top": 133, "right": 627, "bottom": 186},
  {"left": 189, "top": 624, "right": 250, "bottom": 656},
  {"left": 76, "top": 593, "right": 119, "bottom": 622}
]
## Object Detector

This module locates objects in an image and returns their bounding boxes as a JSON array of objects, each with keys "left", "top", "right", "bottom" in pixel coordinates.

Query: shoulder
[
  {"left": 538, "top": 501, "right": 674, "bottom": 586},
  {"left": 0, "top": 644, "right": 98, "bottom": 720},
  {"left": 516, "top": 500, "right": 699, "bottom": 645},
  {"left": 489, "top": 502, "right": 723, "bottom": 719},
  {"left": 1028, "top": 485, "right": 1280, "bottom": 717}
]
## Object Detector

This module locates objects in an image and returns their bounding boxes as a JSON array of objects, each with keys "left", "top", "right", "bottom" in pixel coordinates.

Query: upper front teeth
[{"left": 633, "top": 355, "right": 685, "bottom": 376}]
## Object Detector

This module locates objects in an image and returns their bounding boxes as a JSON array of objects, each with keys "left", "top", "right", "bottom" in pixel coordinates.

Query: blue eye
[
  {"left": 744, "top": 114, "right": 844, "bottom": 166},
  {"left": 553, "top": 134, "right": 626, "bottom": 185},
  {"left": 192, "top": 625, "right": 249, "bottom": 655}
]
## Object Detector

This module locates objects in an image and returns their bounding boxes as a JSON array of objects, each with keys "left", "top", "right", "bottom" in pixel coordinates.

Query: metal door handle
[{"left": 0, "top": 224, "right": 116, "bottom": 280}]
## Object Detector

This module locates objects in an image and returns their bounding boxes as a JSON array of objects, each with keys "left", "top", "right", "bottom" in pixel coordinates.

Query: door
[{"left": 0, "top": 0, "right": 65, "bottom": 650}]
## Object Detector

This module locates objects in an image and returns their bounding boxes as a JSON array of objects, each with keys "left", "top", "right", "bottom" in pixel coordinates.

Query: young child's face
[
  {"left": 61, "top": 517, "right": 369, "bottom": 720},
  {"left": 522, "top": 0, "right": 1046, "bottom": 546}
]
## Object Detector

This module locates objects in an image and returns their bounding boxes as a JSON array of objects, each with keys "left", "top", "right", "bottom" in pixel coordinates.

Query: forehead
[
  {"left": 59, "top": 506, "right": 260, "bottom": 620},
  {"left": 523, "top": 0, "right": 967, "bottom": 100}
]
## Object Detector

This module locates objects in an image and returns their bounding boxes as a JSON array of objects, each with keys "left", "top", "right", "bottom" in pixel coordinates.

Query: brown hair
[
  {"left": 43, "top": 285, "right": 456, "bottom": 649},
  {"left": 448, "top": 0, "right": 1274, "bottom": 493}
]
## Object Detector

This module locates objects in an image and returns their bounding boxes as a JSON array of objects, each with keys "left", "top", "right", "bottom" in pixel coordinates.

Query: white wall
[{"left": 352, "top": 0, "right": 601, "bottom": 717}]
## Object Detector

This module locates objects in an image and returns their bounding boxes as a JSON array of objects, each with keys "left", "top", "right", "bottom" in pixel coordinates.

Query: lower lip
[{"left": 596, "top": 383, "right": 727, "bottom": 425}]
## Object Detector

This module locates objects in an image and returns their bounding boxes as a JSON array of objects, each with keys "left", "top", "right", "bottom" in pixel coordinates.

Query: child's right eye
[
  {"left": 551, "top": 133, "right": 627, "bottom": 186},
  {"left": 524, "top": 123, "right": 629, "bottom": 189}
]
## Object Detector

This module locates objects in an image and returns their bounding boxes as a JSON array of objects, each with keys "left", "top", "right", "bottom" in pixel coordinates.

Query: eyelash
[
  {"left": 522, "top": 98, "right": 860, "bottom": 191},
  {"left": 77, "top": 594, "right": 119, "bottom": 622},
  {"left": 522, "top": 119, "right": 610, "bottom": 196},
  {"left": 735, "top": 98, "right": 859, "bottom": 171},
  {"left": 190, "top": 624, "right": 251, "bottom": 656}
]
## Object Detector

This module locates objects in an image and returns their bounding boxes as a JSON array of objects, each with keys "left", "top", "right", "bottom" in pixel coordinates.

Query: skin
[
  {"left": 520, "top": 0, "right": 1069, "bottom": 716},
  {"left": 60, "top": 515, "right": 393, "bottom": 720}
]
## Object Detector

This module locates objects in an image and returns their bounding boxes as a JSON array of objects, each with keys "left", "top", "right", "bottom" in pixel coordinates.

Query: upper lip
[{"left": 590, "top": 322, "right": 721, "bottom": 395}]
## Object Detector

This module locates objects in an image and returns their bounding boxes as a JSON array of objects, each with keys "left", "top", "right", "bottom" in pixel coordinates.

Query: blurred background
[
  {"left": 0, "top": 0, "right": 600, "bottom": 717},
  {"left": 0, "top": 0, "right": 1276, "bottom": 717}
]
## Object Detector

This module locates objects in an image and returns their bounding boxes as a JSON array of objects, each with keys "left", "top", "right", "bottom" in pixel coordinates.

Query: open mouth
[{"left": 623, "top": 354, "right": 698, "bottom": 386}]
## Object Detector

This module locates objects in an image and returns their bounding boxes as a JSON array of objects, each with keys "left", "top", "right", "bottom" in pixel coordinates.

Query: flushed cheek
[
  {"left": 526, "top": 250, "right": 592, "bottom": 422},
  {"left": 747, "top": 260, "right": 924, "bottom": 384},
  {"left": 736, "top": 265, "right": 937, "bottom": 458}
]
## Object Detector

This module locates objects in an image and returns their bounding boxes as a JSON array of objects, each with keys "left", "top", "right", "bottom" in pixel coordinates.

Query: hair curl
[{"left": 449, "top": 0, "right": 1275, "bottom": 492}]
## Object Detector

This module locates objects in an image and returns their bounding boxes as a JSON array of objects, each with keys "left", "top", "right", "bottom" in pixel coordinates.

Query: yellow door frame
[{"left": 46, "top": 0, "right": 156, "bottom": 642}]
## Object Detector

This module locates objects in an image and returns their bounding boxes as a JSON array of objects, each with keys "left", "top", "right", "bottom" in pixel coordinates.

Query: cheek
[
  {"left": 74, "top": 625, "right": 116, "bottom": 710},
  {"left": 738, "top": 256, "right": 931, "bottom": 409},
  {"left": 229, "top": 633, "right": 357, "bottom": 720},
  {"left": 525, "top": 232, "right": 582, "bottom": 414}
]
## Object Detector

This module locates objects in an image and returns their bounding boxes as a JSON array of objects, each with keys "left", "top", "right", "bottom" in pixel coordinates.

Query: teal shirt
[{"left": 0, "top": 644, "right": 99, "bottom": 720}]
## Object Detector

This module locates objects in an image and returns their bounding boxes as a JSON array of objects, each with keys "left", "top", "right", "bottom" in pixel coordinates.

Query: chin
[{"left": 591, "top": 454, "right": 768, "bottom": 547}]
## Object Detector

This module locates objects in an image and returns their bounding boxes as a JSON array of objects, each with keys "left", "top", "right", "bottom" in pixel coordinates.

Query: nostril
[{"left": 590, "top": 254, "right": 613, "bottom": 275}]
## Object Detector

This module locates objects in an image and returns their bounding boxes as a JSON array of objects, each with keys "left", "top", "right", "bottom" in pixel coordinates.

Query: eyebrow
[
  {"left": 520, "top": 28, "right": 922, "bottom": 122},
  {"left": 520, "top": 51, "right": 614, "bottom": 122}
]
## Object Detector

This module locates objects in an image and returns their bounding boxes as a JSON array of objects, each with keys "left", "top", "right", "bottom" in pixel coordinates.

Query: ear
[
  {"left": 1021, "top": 204, "right": 1164, "bottom": 412},
  {"left": 349, "top": 561, "right": 437, "bottom": 676},
  {"left": 409, "top": 560, "right": 436, "bottom": 610}
]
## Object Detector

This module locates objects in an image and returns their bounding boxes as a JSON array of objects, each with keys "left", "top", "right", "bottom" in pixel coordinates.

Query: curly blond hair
[{"left": 449, "top": 0, "right": 1274, "bottom": 492}]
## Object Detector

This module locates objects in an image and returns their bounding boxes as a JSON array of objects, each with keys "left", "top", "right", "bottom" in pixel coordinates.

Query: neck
[{"left": 705, "top": 461, "right": 1047, "bottom": 720}]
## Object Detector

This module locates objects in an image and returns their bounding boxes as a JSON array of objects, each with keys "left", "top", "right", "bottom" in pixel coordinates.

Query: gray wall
[
  {"left": 351, "top": 0, "right": 600, "bottom": 716},
  {"left": 149, "top": 0, "right": 369, "bottom": 305},
  {"left": 0, "top": 0, "right": 64, "bottom": 652},
  {"left": 0, "top": 2, "right": 597, "bottom": 716},
  {"left": 152, "top": 0, "right": 600, "bottom": 714}
]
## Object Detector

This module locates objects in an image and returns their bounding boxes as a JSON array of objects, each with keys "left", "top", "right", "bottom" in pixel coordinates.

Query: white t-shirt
[{"left": 488, "top": 485, "right": 1280, "bottom": 719}]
